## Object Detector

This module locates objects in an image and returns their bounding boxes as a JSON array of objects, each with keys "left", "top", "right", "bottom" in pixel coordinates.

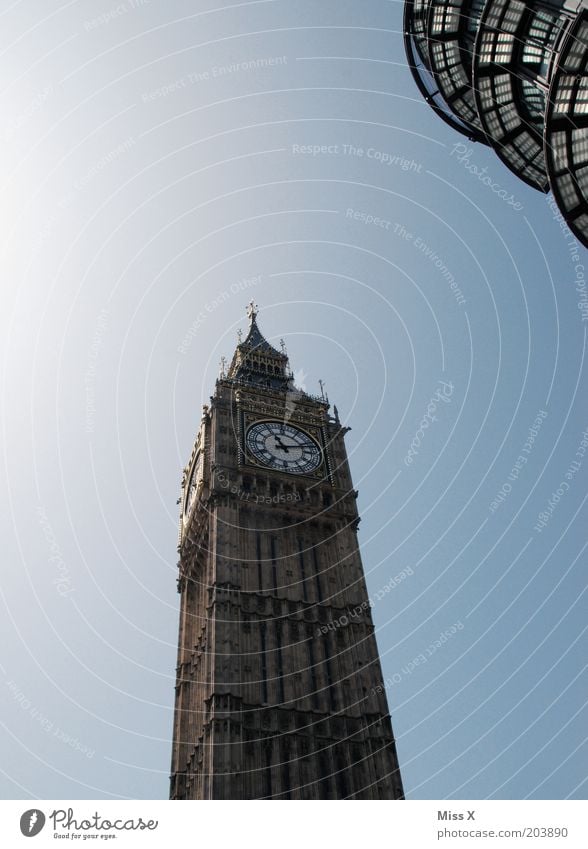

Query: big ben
[{"left": 170, "top": 302, "right": 404, "bottom": 800}]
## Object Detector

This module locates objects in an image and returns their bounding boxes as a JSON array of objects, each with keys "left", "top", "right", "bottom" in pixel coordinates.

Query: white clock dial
[{"left": 246, "top": 421, "right": 322, "bottom": 475}]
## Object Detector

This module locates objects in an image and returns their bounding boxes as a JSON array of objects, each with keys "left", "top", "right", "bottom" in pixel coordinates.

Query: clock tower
[{"left": 170, "top": 304, "right": 404, "bottom": 799}]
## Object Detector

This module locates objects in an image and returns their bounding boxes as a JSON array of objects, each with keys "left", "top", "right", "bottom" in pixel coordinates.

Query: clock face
[
  {"left": 185, "top": 452, "right": 203, "bottom": 516},
  {"left": 246, "top": 421, "right": 322, "bottom": 475}
]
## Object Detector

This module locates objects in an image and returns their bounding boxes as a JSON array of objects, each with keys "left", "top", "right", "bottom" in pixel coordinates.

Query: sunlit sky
[{"left": 1, "top": 0, "right": 586, "bottom": 800}]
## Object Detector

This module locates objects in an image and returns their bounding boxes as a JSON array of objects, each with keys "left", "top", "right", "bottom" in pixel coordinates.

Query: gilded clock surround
[{"left": 242, "top": 412, "right": 326, "bottom": 477}]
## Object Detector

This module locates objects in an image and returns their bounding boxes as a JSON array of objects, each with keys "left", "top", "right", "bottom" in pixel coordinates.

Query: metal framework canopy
[
  {"left": 545, "top": 10, "right": 588, "bottom": 244},
  {"left": 403, "top": 0, "right": 588, "bottom": 247}
]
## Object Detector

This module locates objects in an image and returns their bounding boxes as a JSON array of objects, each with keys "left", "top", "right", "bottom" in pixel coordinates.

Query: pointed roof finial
[
  {"left": 219, "top": 356, "right": 227, "bottom": 378},
  {"left": 246, "top": 300, "right": 258, "bottom": 322},
  {"left": 280, "top": 338, "right": 287, "bottom": 355},
  {"left": 237, "top": 328, "right": 243, "bottom": 343},
  {"left": 319, "top": 379, "right": 326, "bottom": 400}
]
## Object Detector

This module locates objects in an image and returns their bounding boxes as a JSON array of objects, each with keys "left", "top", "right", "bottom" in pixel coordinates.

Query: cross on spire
[{"left": 246, "top": 301, "right": 258, "bottom": 322}]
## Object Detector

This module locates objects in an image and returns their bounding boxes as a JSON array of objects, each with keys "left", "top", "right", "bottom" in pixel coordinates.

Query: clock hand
[{"left": 274, "top": 436, "right": 290, "bottom": 453}]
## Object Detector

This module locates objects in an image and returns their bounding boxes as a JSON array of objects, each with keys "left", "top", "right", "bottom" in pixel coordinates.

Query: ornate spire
[
  {"left": 236, "top": 304, "right": 285, "bottom": 358},
  {"left": 225, "top": 304, "right": 290, "bottom": 389},
  {"left": 220, "top": 304, "right": 328, "bottom": 406}
]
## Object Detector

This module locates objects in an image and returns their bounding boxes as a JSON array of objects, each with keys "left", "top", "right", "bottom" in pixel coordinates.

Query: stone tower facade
[{"left": 170, "top": 304, "right": 404, "bottom": 800}]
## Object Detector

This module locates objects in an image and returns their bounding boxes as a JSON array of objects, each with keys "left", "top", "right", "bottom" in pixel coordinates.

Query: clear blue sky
[{"left": 1, "top": 0, "right": 586, "bottom": 800}]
